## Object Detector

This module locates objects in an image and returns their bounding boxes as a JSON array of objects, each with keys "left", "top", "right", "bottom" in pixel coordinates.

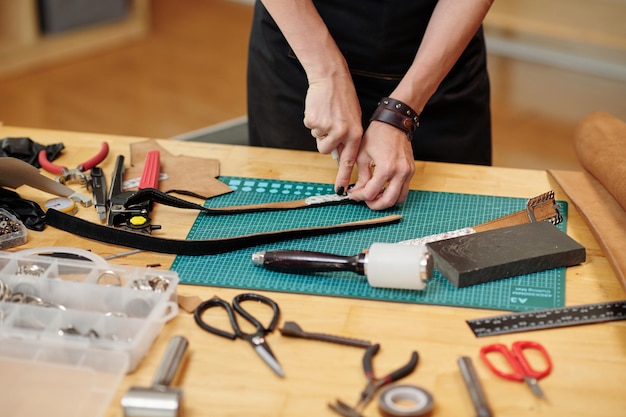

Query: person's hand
[
  {"left": 303, "top": 73, "right": 362, "bottom": 194},
  {"left": 347, "top": 121, "right": 416, "bottom": 210}
]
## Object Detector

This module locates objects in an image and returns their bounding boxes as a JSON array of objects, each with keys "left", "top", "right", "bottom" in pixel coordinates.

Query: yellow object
[
  {"left": 44, "top": 197, "right": 77, "bottom": 215},
  {"left": 129, "top": 216, "right": 148, "bottom": 227}
]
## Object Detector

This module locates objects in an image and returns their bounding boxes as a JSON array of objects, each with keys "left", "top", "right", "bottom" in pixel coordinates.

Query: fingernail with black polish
[{"left": 336, "top": 186, "right": 345, "bottom": 196}]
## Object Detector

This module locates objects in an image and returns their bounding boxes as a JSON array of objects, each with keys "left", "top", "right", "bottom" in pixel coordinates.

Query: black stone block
[{"left": 426, "top": 222, "right": 586, "bottom": 288}]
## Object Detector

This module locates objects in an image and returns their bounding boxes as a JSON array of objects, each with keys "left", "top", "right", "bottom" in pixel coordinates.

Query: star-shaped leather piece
[{"left": 126, "top": 139, "right": 232, "bottom": 200}]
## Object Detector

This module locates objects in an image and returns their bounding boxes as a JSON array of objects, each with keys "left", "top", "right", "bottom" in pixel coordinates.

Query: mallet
[
  {"left": 121, "top": 335, "right": 189, "bottom": 417},
  {"left": 252, "top": 242, "right": 433, "bottom": 290}
]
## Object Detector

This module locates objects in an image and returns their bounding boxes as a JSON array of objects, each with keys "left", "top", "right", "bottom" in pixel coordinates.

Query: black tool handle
[
  {"left": 90, "top": 167, "right": 107, "bottom": 205},
  {"left": 108, "top": 155, "right": 125, "bottom": 201},
  {"left": 252, "top": 250, "right": 366, "bottom": 275},
  {"left": 279, "top": 321, "right": 371, "bottom": 348},
  {"left": 363, "top": 344, "right": 419, "bottom": 382}
]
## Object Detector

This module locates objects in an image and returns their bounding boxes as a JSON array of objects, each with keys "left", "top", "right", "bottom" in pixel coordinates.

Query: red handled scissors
[{"left": 480, "top": 340, "right": 552, "bottom": 398}]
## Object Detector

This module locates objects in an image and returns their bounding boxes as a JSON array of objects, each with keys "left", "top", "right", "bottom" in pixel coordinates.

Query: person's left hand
[
  {"left": 303, "top": 72, "right": 363, "bottom": 195},
  {"left": 347, "top": 121, "right": 416, "bottom": 210}
]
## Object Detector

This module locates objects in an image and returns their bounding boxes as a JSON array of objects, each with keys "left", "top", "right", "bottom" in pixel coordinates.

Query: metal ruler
[{"left": 467, "top": 300, "right": 626, "bottom": 337}]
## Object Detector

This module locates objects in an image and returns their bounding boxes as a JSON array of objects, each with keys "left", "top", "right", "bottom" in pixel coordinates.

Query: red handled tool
[
  {"left": 138, "top": 150, "right": 161, "bottom": 190},
  {"left": 480, "top": 340, "right": 552, "bottom": 398},
  {"left": 38, "top": 141, "right": 109, "bottom": 185}
]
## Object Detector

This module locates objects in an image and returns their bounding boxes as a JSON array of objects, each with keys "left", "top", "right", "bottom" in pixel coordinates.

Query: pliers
[
  {"left": 38, "top": 141, "right": 109, "bottom": 185},
  {"left": 329, "top": 344, "right": 419, "bottom": 417}
]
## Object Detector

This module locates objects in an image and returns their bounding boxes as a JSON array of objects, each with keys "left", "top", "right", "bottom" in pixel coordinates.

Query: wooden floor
[{"left": 1, "top": 0, "right": 625, "bottom": 171}]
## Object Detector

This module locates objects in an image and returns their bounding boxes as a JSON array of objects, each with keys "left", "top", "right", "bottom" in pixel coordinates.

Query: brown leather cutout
[{"left": 126, "top": 139, "right": 232, "bottom": 199}]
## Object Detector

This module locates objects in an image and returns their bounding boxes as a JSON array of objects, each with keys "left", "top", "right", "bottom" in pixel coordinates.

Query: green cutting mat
[{"left": 171, "top": 177, "right": 568, "bottom": 312}]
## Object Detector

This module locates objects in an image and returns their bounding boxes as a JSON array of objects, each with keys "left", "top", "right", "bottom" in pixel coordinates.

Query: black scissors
[
  {"left": 329, "top": 343, "right": 419, "bottom": 417},
  {"left": 194, "top": 292, "right": 284, "bottom": 377}
]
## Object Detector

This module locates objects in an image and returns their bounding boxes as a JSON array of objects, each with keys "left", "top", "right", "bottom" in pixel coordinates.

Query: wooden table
[{"left": 2, "top": 125, "right": 625, "bottom": 417}]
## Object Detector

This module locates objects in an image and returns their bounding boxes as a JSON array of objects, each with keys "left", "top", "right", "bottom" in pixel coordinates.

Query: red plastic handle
[
  {"left": 78, "top": 142, "right": 109, "bottom": 171},
  {"left": 138, "top": 150, "right": 161, "bottom": 190},
  {"left": 480, "top": 341, "right": 552, "bottom": 382},
  {"left": 480, "top": 343, "right": 525, "bottom": 381},
  {"left": 38, "top": 149, "right": 64, "bottom": 174},
  {"left": 511, "top": 341, "right": 553, "bottom": 379},
  {"left": 37, "top": 141, "right": 109, "bottom": 174}
]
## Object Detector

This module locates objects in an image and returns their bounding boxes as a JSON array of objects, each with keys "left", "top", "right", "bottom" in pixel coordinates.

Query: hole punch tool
[
  {"left": 194, "top": 292, "right": 284, "bottom": 377},
  {"left": 479, "top": 340, "right": 552, "bottom": 399},
  {"left": 107, "top": 151, "right": 161, "bottom": 233},
  {"left": 37, "top": 141, "right": 109, "bottom": 186},
  {"left": 329, "top": 343, "right": 419, "bottom": 417},
  {"left": 121, "top": 335, "right": 189, "bottom": 417}
]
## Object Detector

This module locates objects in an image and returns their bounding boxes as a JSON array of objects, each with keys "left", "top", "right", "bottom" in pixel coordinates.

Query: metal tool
[
  {"left": 38, "top": 141, "right": 109, "bottom": 185},
  {"left": 279, "top": 321, "right": 371, "bottom": 348},
  {"left": 121, "top": 335, "right": 189, "bottom": 417},
  {"left": 480, "top": 340, "right": 552, "bottom": 398},
  {"left": 458, "top": 356, "right": 493, "bottom": 417},
  {"left": 252, "top": 242, "right": 433, "bottom": 290},
  {"left": 107, "top": 153, "right": 162, "bottom": 232},
  {"left": 194, "top": 292, "right": 284, "bottom": 377},
  {"left": 467, "top": 300, "right": 626, "bottom": 337},
  {"left": 90, "top": 166, "right": 107, "bottom": 221},
  {"left": 329, "top": 344, "right": 419, "bottom": 417}
]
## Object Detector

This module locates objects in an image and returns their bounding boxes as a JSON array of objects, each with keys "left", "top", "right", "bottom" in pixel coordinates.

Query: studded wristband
[{"left": 369, "top": 97, "right": 420, "bottom": 140}]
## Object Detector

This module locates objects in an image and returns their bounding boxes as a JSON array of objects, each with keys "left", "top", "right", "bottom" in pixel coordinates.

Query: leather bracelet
[{"left": 370, "top": 97, "right": 420, "bottom": 140}]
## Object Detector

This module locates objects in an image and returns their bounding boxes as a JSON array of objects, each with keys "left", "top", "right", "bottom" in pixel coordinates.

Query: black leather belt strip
[
  {"left": 130, "top": 188, "right": 355, "bottom": 215},
  {"left": 45, "top": 209, "right": 402, "bottom": 256}
]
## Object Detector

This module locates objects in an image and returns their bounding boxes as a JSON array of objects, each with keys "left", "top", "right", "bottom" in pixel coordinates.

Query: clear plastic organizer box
[{"left": 0, "top": 247, "right": 179, "bottom": 372}]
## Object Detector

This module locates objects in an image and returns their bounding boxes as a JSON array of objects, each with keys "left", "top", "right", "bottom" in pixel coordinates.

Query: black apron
[{"left": 247, "top": 0, "right": 492, "bottom": 165}]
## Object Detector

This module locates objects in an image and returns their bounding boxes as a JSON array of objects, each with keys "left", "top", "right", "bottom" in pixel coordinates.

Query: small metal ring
[
  {"left": 0, "top": 279, "right": 12, "bottom": 301},
  {"left": 148, "top": 275, "right": 170, "bottom": 292},
  {"left": 97, "top": 270, "right": 122, "bottom": 286}
]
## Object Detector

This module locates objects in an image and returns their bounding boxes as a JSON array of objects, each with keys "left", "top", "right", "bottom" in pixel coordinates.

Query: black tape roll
[{"left": 377, "top": 384, "right": 434, "bottom": 417}]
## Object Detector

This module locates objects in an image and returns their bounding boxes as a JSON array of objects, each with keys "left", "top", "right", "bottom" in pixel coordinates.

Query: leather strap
[
  {"left": 126, "top": 188, "right": 355, "bottom": 215},
  {"left": 399, "top": 190, "right": 561, "bottom": 246},
  {"left": 45, "top": 209, "right": 402, "bottom": 256},
  {"left": 370, "top": 97, "right": 420, "bottom": 140},
  {"left": 473, "top": 190, "right": 561, "bottom": 232}
]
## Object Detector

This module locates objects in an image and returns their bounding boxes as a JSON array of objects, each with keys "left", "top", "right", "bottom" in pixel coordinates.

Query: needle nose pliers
[{"left": 329, "top": 343, "right": 419, "bottom": 417}]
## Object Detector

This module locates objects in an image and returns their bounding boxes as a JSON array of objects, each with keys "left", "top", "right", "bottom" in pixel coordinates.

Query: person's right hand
[
  {"left": 347, "top": 120, "right": 416, "bottom": 210},
  {"left": 303, "top": 72, "right": 362, "bottom": 194}
]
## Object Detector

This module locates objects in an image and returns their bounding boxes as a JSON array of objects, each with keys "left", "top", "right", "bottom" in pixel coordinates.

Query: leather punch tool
[
  {"left": 107, "top": 151, "right": 162, "bottom": 233},
  {"left": 38, "top": 141, "right": 109, "bottom": 186}
]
